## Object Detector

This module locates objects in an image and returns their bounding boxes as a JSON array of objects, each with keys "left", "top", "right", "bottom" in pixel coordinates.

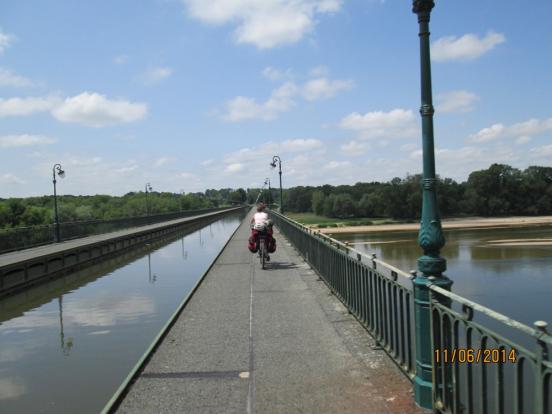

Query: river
[{"left": 332, "top": 225, "right": 552, "bottom": 326}]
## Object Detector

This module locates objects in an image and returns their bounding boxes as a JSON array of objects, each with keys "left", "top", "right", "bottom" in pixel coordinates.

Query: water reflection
[
  {"left": 58, "top": 296, "right": 74, "bottom": 356},
  {"left": 0, "top": 210, "right": 246, "bottom": 414},
  {"left": 199, "top": 228, "right": 205, "bottom": 247},
  {"left": 181, "top": 238, "right": 188, "bottom": 260},
  {"left": 147, "top": 253, "right": 157, "bottom": 284},
  {"left": 0, "top": 378, "right": 26, "bottom": 400}
]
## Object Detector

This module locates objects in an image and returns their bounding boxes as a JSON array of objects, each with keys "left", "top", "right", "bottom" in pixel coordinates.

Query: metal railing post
[{"left": 535, "top": 320, "right": 549, "bottom": 414}]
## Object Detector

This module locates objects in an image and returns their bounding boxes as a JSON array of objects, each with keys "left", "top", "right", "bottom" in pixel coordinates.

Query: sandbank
[{"left": 314, "top": 216, "right": 552, "bottom": 234}]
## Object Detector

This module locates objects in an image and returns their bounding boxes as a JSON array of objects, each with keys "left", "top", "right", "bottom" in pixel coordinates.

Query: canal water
[
  {"left": 332, "top": 225, "right": 552, "bottom": 327},
  {"left": 0, "top": 211, "right": 246, "bottom": 414}
]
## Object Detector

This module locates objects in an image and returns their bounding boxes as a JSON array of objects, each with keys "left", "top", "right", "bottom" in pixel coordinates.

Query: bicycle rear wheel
[{"left": 259, "top": 239, "right": 266, "bottom": 269}]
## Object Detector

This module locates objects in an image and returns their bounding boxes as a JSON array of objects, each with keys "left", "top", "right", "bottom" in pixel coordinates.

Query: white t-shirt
[{"left": 253, "top": 212, "right": 269, "bottom": 227}]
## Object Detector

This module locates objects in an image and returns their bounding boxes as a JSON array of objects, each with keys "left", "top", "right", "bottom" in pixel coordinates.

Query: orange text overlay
[{"left": 434, "top": 348, "right": 517, "bottom": 364}]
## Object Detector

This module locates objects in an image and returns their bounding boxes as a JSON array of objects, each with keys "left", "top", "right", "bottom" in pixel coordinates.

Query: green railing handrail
[
  {"left": 272, "top": 211, "right": 413, "bottom": 281},
  {"left": 274, "top": 210, "right": 551, "bottom": 339},
  {"left": 0, "top": 206, "right": 233, "bottom": 253},
  {"left": 430, "top": 283, "right": 552, "bottom": 345},
  {"left": 0, "top": 206, "right": 230, "bottom": 233},
  {"left": 270, "top": 210, "right": 417, "bottom": 379},
  {"left": 271, "top": 210, "right": 551, "bottom": 413}
]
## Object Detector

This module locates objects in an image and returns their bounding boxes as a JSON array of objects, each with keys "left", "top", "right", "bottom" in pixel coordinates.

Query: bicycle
[{"left": 257, "top": 228, "right": 269, "bottom": 269}]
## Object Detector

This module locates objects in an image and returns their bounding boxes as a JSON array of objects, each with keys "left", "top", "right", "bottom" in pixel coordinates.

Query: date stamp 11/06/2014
[{"left": 434, "top": 348, "right": 518, "bottom": 364}]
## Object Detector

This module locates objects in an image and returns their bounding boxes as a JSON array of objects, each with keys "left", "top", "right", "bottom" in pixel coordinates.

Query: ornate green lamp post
[
  {"left": 264, "top": 178, "right": 271, "bottom": 206},
  {"left": 52, "top": 163, "right": 65, "bottom": 243},
  {"left": 412, "top": 0, "right": 452, "bottom": 409},
  {"left": 270, "top": 155, "right": 283, "bottom": 214},
  {"left": 145, "top": 182, "right": 152, "bottom": 216}
]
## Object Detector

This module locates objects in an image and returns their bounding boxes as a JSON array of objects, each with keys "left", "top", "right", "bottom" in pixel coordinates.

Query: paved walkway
[{"left": 117, "top": 212, "right": 423, "bottom": 413}]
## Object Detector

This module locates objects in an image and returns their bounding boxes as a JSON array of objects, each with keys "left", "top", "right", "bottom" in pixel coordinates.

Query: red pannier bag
[{"left": 248, "top": 230, "right": 259, "bottom": 253}]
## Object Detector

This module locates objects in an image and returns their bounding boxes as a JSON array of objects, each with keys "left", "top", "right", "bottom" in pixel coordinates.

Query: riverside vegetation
[{"left": 1, "top": 163, "right": 551, "bottom": 230}]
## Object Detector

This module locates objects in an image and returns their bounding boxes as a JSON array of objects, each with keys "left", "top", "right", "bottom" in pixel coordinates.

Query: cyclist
[{"left": 249, "top": 203, "right": 275, "bottom": 259}]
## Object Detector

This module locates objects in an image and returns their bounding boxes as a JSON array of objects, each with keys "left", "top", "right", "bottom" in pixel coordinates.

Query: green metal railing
[
  {"left": 0, "top": 207, "right": 229, "bottom": 254},
  {"left": 430, "top": 285, "right": 552, "bottom": 414},
  {"left": 270, "top": 211, "right": 416, "bottom": 378},
  {"left": 270, "top": 211, "right": 552, "bottom": 413}
]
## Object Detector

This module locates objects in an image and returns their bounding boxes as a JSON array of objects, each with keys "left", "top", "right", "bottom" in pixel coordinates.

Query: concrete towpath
[{"left": 116, "top": 212, "right": 423, "bottom": 413}]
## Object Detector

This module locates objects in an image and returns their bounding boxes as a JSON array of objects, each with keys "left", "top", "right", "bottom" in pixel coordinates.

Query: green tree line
[
  {"left": 2, "top": 163, "right": 551, "bottom": 229},
  {"left": 0, "top": 188, "right": 249, "bottom": 229},
  {"left": 262, "top": 164, "right": 552, "bottom": 219}
]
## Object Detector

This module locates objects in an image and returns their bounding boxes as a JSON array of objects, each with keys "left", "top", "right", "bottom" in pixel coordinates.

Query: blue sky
[{"left": 1, "top": 0, "right": 551, "bottom": 197}]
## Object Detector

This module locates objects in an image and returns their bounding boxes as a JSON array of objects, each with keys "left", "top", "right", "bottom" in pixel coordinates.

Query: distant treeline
[
  {"left": 0, "top": 188, "right": 249, "bottom": 229},
  {"left": 1, "top": 163, "right": 551, "bottom": 229},
  {"left": 269, "top": 163, "right": 552, "bottom": 220}
]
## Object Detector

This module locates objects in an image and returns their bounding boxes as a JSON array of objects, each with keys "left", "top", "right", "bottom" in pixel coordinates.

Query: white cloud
[
  {"left": 400, "top": 143, "right": 417, "bottom": 152},
  {"left": 411, "top": 145, "right": 519, "bottom": 169},
  {"left": 302, "top": 77, "right": 354, "bottom": 101},
  {"left": 280, "top": 138, "right": 323, "bottom": 152},
  {"left": 339, "top": 108, "right": 417, "bottom": 140},
  {"left": 80, "top": 156, "right": 103, "bottom": 165},
  {"left": 469, "top": 117, "right": 552, "bottom": 143},
  {"left": 437, "top": 90, "right": 479, "bottom": 113},
  {"left": 178, "top": 172, "right": 197, "bottom": 179},
  {"left": 224, "top": 138, "right": 324, "bottom": 165},
  {"left": 222, "top": 81, "right": 297, "bottom": 121},
  {"left": 309, "top": 65, "right": 329, "bottom": 77},
  {"left": 407, "top": 145, "right": 522, "bottom": 180},
  {"left": 0, "top": 134, "right": 57, "bottom": 148},
  {"left": 51, "top": 92, "right": 147, "bottom": 127},
  {"left": 0, "top": 67, "right": 33, "bottom": 87},
  {"left": 262, "top": 66, "right": 293, "bottom": 81},
  {"left": 432, "top": 31, "right": 505, "bottom": 62},
  {"left": 182, "top": 0, "right": 342, "bottom": 49},
  {"left": 140, "top": 66, "right": 173, "bottom": 85},
  {"left": 225, "top": 162, "right": 245, "bottom": 173},
  {"left": 113, "top": 133, "right": 136, "bottom": 141},
  {"left": 222, "top": 72, "right": 352, "bottom": 122},
  {"left": 201, "top": 159, "right": 214, "bottom": 166},
  {"left": 515, "top": 136, "right": 531, "bottom": 145},
  {"left": 341, "top": 140, "right": 369, "bottom": 156},
  {"left": 207, "top": 139, "right": 327, "bottom": 187},
  {"left": 153, "top": 157, "right": 174, "bottom": 167},
  {"left": 0, "top": 29, "right": 14, "bottom": 54},
  {"left": 113, "top": 164, "right": 138, "bottom": 174},
  {"left": 0, "top": 96, "right": 60, "bottom": 117},
  {"left": 114, "top": 54, "right": 128, "bottom": 65},
  {"left": 208, "top": 138, "right": 341, "bottom": 187},
  {"left": 469, "top": 123, "right": 504, "bottom": 143},
  {"left": 437, "top": 146, "right": 484, "bottom": 162},
  {"left": 0, "top": 173, "right": 24, "bottom": 185},
  {"left": 325, "top": 160, "right": 351, "bottom": 170},
  {"left": 530, "top": 144, "right": 552, "bottom": 159}
]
